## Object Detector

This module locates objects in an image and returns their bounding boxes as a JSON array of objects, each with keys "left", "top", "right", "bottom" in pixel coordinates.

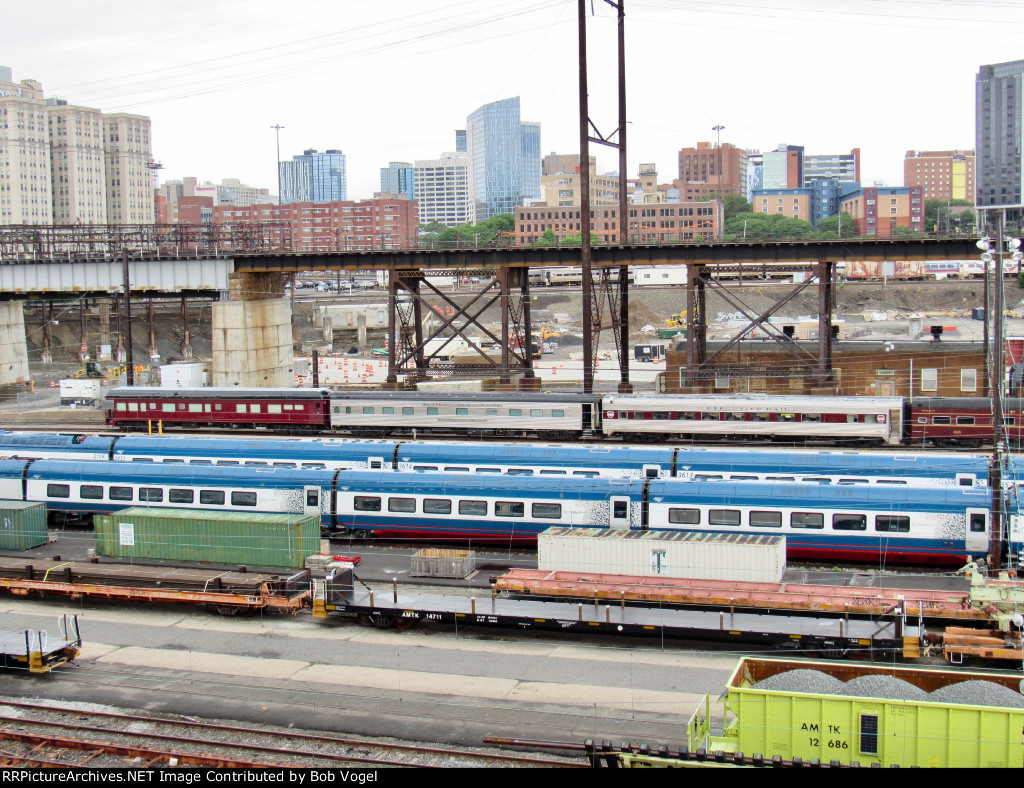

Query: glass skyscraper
[
  {"left": 380, "top": 161, "right": 414, "bottom": 200},
  {"left": 465, "top": 97, "right": 541, "bottom": 222},
  {"left": 977, "top": 60, "right": 1024, "bottom": 224},
  {"left": 280, "top": 149, "right": 347, "bottom": 204}
]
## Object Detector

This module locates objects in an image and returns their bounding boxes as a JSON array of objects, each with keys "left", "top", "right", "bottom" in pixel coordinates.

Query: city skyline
[{"left": 3, "top": 1, "right": 1022, "bottom": 203}]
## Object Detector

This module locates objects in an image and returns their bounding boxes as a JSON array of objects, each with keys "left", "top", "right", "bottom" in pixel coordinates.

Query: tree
[
  {"left": 816, "top": 213, "right": 858, "bottom": 239},
  {"left": 925, "top": 199, "right": 975, "bottom": 234},
  {"left": 722, "top": 213, "right": 816, "bottom": 242},
  {"left": 536, "top": 229, "right": 559, "bottom": 247},
  {"left": 723, "top": 194, "right": 752, "bottom": 221},
  {"left": 890, "top": 225, "right": 923, "bottom": 239}
]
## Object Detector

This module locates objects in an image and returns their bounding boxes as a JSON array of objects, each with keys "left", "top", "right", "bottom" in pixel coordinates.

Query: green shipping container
[
  {"left": 94, "top": 508, "right": 321, "bottom": 569},
  {"left": 0, "top": 501, "right": 49, "bottom": 551},
  {"left": 696, "top": 657, "right": 1024, "bottom": 768}
]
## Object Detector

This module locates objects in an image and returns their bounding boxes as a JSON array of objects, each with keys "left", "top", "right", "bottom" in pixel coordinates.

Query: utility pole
[{"left": 271, "top": 124, "right": 285, "bottom": 205}]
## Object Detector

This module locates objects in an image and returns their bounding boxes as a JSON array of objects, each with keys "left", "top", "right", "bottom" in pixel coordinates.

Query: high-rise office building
[
  {"left": 280, "top": 149, "right": 347, "bottom": 204},
  {"left": 380, "top": 161, "right": 415, "bottom": 200},
  {"left": 46, "top": 99, "right": 107, "bottom": 223},
  {"left": 977, "top": 59, "right": 1024, "bottom": 224},
  {"left": 103, "top": 113, "right": 155, "bottom": 224},
  {"left": 804, "top": 149, "right": 860, "bottom": 186},
  {"left": 413, "top": 153, "right": 471, "bottom": 227},
  {"left": 761, "top": 144, "right": 804, "bottom": 190},
  {"left": 465, "top": 97, "right": 541, "bottom": 222},
  {"left": 677, "top": 141, "right": 749, "bottom": 200},
  {"left": 0, "top": 67, "right": 53, "bottom": 224}
]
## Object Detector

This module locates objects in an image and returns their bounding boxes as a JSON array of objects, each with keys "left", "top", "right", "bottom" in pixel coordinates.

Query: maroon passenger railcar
[
  {"left": 907, "top": 397, "right": 1024, "bottom": 447},
  {"left": 104, "top": 387, "right": 331, "bottom": 431}
]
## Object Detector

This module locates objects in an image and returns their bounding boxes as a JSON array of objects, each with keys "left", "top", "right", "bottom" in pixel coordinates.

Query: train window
[
  {"left": 573, "top": 471, "right": 599, "bottom": 478},
  {"left": 267, "top": 405, "right": 282, "bottom": 414},
  {"left": 838, "top": 478, "right": 869, "bottom": 485},
  {"left": 509, "top": 409, "right": 522, "bottom": 417},
  {"left": 388, "top": 498, "right": 416, "bottom": 513},
  {"left": 552, "top": 410, "right": 565, "bottom": 418},
  {"left": 169, "top": 489, "right": 194, "bottom": 504},
  {"left": 162, "top": 459, "right": 185, "bottom": 464},
  {"left": 486, "top": 409, "right": 498, "bottom": 416},
  {"left": 956, "top": 417, "right": 976, "bottom": 426},
  {"left": 507, "top": 469, "right": 534, "bottom": 476},
  {"left": 413, "top": 465, "right": 438, "bottom": 472},
  {"left": 803, "top": 414, "right": 821, "bottom": 423},
  {"left": 540, "top": 469, "right": 567, "bottom": 475},
  {"left": 231, "top": 492, "right": 257, "bottom": 507},
  {"left": 750, "top": 413, "right": 769, "bottom": 422},
  {"left": 654, "top": 411, "right": 671, "bottom": 420},
  {"left": 679, "top": 412, "right": 695, "bottom": 421},
  {"left": 495, "top": 501, "right": 525, "bottom": 517},
  {"left": 832, "top": 514, "right": 866, "bottom": 531},
  {"left": 847, "top": 415, "right": 859, "bottom": 423},
  {"left": 932, "top": 416, "right": 951, "bottom": 425},
  {"left": 916, "top": 417, "right": 928, "bottom": 424},
  {"left": 455, "top": 408, "right": 469, "bottom": 416},
  {"left": 1004, "top": 417, "right": 1016, "bottom": 426},
  {"left": 382, "top": 407, "right": 394, "bottom": 415},
  {"left": 244, "top": 461, "right": 268, "bottom": 467},
  {"left": 283, "top": 405, "right": 294, "bottom": 411},
  {"left": 306, "top": 490, "right": 319, "bottom": 507},
  {"left": 444, "top": 466, "right": 470, "bottom": 473},
  {"left": 766, "top": 476, "right": 795, "bottom": 481},
  {"left": 423, "top": 499, "right": 452, "bottom": 515},
  {"left": 427, "top": 407, "right": 439, "bottom": 415},
  {"left": 250, "top": 405, "right": 261, "bottom": 414},
  {"left": 701, "top": 412, "right": 718, "bottom": 421},
  {"left": 139, "top": 488, "right": 164, "bottom": 503},
  {"left": 131, "top": 458, "right": 154, "bottom": 463},
  {"left": 970, "top": 513, "right": 986, "bottom": 533},
  {"left": 46, "top": 484, "right": 70, "bottom": 498},
  {"left": 110, "top": 486, "right": 133, "bottom": 501},
  {"left": 779, "top": 413, "right": 796, "bottom": 422},
  {"left": 696, "top": 474, "right": 723, "bottom": 480},
  {"left": 200, "top": 490, "right": 225, "bottom": 505},
  {"left": 791, "top": 512, "right": 824, "bottom": 529},
  {"left": 127, "top": 403, "right": 139, "bottom": 412},
  {"left": 80, "top": 485, "right": 103, "bottom": 500},
  {"left": 530, "top": 409, "right": 544, "bottom": 418},
  {"left": 802, "top": 477, "right": 830, "bottom": 484},
  {"left": 669, "top": 508, "right": 700, "bottom": 524},
  {"left": 749, "top": 511, "right": 782, "bottom": 528},
  {"left": 402, "top": 407, "right": 415, "bottom": 415},
  {"left": 353, "top": 496, "right": 381, "bottom": 512},
  {"left": 477, "top": 468, "right": 501, "bottom": 474},
  {"left": 709, "top": 509, "right": 741, "bottom": 526},
  {"left": 459, "top": 500, "right": 488, "bottom": 516},
  {"left": 188, "top": 404, "right": 203, "bottom": 413},
  {"left": 532, "top": 503, "right": 562, "bottom": 519},
  {"left": 116, "top": 402, "right": 127, "bottom": 411},
  {"left": 235, "top": 405, "right": 247, "bottom": 413},
  {"left": 876, "top": 479, "right": 907, "bottom": 485},
  {"left": 215, "top": 404, "right": 223, "bottom": 411},
  {"left": 217, "top": 460, "right": 240, "bottom": 466},
  {"left": 362, "top": 407, "right": 375, "bottom": 414},
  {"left": 301, "top": 463, "right": 326, "bottom": 470},
  {"left": 730, "top": 475, "right": 758, "bottom": 481},
  {"left": 875, "top": 515, "right": 910, "bottom": 533},
  {"left": 272, "top": 462, "right": 297, "bottom": 469},
  {"left": 726, "top": 412, "right": 744, "bottom": 421},
  {"left": 612, "top": 500, "right": 629, "bottom": 519}
]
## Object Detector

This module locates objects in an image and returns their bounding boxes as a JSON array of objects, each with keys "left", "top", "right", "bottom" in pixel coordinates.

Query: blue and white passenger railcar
[
  {"left": 21, "top": 460, "right": 330, "bottom": 525},
  {"left": 647, "top": 479, "right": 994, "bottom": 565},
  {"left": 0, "top": 432, "right": 116, "bottom": 461}
]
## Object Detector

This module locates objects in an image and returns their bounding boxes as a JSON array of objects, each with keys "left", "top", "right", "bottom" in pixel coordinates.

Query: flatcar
[
  {"left": 0, "top": 431, "right": 994, "bottom": 487},
  {"left": 2, "top": 458, "right": 1019, "bottom": 565},
  {"left": 102, "top": 388, "right": 1024, "bottom": 448}
]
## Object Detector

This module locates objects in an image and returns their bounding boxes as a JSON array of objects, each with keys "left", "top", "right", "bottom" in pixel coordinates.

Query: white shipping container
[
  {"left": 537, "top": 528, "right": 786, "bottom": 583},
  {"left": 159, "top": 363, "right": 208, "bottom": 389}
]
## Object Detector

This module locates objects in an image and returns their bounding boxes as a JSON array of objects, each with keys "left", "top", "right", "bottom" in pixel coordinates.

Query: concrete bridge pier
[
  {"left": 211, "top": 272, "right": 293, "bottom": 387},
  {"left": 0, "top": 302, "right": 30, "bottom": 391}
]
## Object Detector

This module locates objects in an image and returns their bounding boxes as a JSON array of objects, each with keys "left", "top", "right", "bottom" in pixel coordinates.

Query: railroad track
[{"left": 0, "top": 700, "right": 584, "bottom": 768}]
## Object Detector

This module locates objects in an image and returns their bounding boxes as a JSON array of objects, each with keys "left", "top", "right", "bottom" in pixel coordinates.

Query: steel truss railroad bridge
[{"left": 0, "top": 234, "right": 983, "bottom": 392}]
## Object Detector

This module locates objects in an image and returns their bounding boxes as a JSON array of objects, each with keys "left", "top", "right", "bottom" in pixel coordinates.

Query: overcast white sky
[{"left": 4, "top": 0, "right": 1023, "bottom": 202}]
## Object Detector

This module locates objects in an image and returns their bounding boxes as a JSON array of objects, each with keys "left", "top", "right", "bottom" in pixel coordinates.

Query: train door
[
  {"left": 965, "top": 507, "right": 989, "bottom": 555},
  {"left": 609, "top": 496, "right": 631, "bottom": 529},
  {"left": 303, "top": 486, "right": 322, "bottom": 518}
]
